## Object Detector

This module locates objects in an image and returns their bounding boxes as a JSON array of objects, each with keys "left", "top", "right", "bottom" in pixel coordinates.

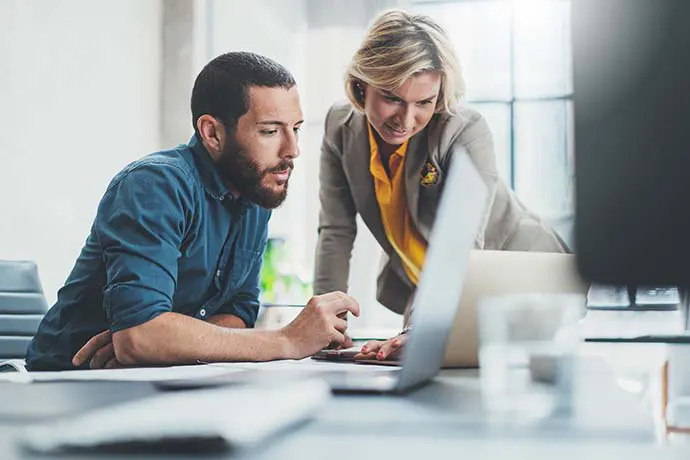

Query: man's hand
[
  {"left": 326, "top": 312, "right": 353, "bottom": 350},
  {"left": 72, "top": 330, "right": 123, "bottom": 369},
  {"left": 354, "top": 333, "right": 407, "bottom": 361},
  {"left": 280, "top": 291, "right": 360, "bottom": 359}
]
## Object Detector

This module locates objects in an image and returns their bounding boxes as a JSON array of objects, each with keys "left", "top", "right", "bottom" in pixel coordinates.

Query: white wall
[{"left": 0, "top": 0, "right": 162, "bottom": 303}]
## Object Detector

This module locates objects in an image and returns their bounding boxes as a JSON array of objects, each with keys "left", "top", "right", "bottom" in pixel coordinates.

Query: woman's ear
[{"left": 354, "top": 80, "right": 366, "bottom": 105}]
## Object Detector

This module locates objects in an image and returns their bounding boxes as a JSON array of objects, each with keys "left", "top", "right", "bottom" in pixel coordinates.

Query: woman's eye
[{"left": 384, "top": 96, "right": 401, "bottom": 103}]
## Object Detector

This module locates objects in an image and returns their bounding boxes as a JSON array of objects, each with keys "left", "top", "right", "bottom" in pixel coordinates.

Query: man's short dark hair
[{"left": 191, "top": 51, "right": 296, "bottom": 134}]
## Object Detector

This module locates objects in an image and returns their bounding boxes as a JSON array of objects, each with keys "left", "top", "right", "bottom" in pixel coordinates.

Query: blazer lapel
[
  {"left": 404, "top": 130, "right": 429, "bottom": 237},
  {"left": 342, "top": 113, "right": 393, "bottom": 254}
]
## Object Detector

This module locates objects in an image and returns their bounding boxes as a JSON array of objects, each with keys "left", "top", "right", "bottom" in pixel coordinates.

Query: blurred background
[{"left": 0, "top": 0, "right": 573, "bottom": 330}]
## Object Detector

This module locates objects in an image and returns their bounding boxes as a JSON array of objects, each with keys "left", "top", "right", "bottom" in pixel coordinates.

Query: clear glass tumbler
[{"left": 478, "top": 293, "right": 585, "bottom": 418}]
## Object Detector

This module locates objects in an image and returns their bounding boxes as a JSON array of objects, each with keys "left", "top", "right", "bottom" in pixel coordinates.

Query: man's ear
[{"left": 196, "top": 115, "right": 225, "bottom": 160}]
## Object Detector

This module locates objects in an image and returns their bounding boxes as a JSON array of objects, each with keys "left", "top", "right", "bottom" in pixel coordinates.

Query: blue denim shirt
[{"left": 26, "top": 135, "right": 270, "bottom": 370}]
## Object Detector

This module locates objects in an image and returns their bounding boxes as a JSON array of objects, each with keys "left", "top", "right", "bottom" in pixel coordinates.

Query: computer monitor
[{"left": 573, "top": 0, "right": 690, "bottom": 286}]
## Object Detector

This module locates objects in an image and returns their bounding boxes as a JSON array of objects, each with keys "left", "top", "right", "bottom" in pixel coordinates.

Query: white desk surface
[{"left": 0, "top": 359, "right": 687, "bottom": 459}]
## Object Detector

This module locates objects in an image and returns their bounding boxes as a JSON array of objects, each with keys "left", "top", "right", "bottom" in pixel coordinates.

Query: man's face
[{"left": 217, "top": 85, "right": 303, "bottom": 209}]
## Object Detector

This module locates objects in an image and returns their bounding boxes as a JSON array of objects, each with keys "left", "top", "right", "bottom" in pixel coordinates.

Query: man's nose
[{"left": 281, "top": 130, "right": 300, "bottom": 159}]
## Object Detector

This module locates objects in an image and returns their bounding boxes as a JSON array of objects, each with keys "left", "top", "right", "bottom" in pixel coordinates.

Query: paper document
[
  {"left": 209, "top": 357, "right": 397, "bottom": 373},
  {"left": 20, "top": 379, "right": 330, "bottom": 454},
  {"left": 0, "top": 356, "right": 395, "bottom": 384},
  {"left": 0, "top": 364, "right": 245, "bottom": 383}
]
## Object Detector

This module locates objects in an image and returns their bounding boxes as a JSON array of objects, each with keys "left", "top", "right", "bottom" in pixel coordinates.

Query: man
[{"left": 26, "top": 51, "right": 358, "bottom": 371}]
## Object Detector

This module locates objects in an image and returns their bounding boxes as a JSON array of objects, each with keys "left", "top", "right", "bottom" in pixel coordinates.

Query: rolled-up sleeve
[
  {"left": 215, "top": 225, "right": 268, "bottom": 328},
  {"left": 95, "top": 162, "right": 194, "bottom": 332}
]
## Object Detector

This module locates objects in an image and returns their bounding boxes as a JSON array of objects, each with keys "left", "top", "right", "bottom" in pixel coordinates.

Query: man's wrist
[{"left": 274, "top": 329, "right": 297, "bottom": 360}]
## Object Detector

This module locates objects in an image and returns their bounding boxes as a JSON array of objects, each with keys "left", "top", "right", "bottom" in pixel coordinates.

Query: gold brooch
[{"left": 420, "top": 161, "right": 439, "bottom": 187}]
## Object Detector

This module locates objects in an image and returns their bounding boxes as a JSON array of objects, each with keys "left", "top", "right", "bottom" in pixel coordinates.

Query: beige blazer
[{"left": 313, "top": 102, "right": 567, "bottom": 314}]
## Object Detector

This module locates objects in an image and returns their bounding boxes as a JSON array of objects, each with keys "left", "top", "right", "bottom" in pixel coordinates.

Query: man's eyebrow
[
  {"left": 257, "top": 120, "right": 304, "bottom": 126},
  {"left": 257, "top": 121, "right": 285, "bottom": 126}
]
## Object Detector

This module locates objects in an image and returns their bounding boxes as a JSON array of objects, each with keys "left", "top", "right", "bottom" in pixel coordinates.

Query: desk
[{"left": 0, "top": 356, "right": 686, "bottom": 459}]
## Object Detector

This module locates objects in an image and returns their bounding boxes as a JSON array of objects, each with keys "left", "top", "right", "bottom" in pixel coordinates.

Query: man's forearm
[
  {"left": 208, "top": 314, "right": 247, "bottom": 329},
  {"left": 112, "top": 312, "right": 292, "bottom": 366}
]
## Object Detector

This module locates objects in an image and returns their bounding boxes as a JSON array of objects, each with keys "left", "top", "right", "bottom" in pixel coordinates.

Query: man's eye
[
  {"left": 294, "top": 126, "right": 302, "bottom": 134},
  {"left": 260, "top": 130, "right": 278, "bottom": 136}
]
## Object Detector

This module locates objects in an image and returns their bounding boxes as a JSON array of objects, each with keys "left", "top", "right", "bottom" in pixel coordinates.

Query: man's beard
[{"left": 216, "top": 134, "right": 292, "bottom": 209}]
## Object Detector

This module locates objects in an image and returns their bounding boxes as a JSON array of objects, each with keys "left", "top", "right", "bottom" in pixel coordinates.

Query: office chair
[{"left": 0, "top": 260, "right": 49, "bottom": 360}]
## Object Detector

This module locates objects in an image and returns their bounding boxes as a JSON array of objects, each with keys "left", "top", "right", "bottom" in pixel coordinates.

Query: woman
[{"left": 313, "top": 10, "right": 567, "bottom": 360}]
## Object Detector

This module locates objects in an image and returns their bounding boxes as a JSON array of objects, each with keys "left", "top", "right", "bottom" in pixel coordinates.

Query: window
[{"left": 412, "top": 0, "right": 574, "bottom": 220}]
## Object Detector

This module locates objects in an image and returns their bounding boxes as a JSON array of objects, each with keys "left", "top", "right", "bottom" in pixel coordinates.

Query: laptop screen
[{"left": 396, "top": 154, "right": 488, "bottom": 390}]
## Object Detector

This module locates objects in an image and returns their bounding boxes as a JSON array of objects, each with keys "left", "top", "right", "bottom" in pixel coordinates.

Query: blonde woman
[{"left": 314, "top": 10, "right": 566, "bottom": 361}]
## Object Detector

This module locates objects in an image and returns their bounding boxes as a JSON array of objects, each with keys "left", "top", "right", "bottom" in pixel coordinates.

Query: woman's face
[{"left": 363, "top": 71, "right": 442, "bottom": 147}]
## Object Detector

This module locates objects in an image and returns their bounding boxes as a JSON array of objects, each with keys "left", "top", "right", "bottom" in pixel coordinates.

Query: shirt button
[
  {"left": 216, "top": 269, "right": 221, "bottom": 278},
  {"left": 199, "top": 309, "right": 206, "bottom": 317},
  {"left": 219, "top": 195, "right": 225, "bottom": 201}
]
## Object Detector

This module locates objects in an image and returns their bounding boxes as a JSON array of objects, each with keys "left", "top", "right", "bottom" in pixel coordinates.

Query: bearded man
[{"left": 26, "top": 52, "right": 359, "bottom": 371}]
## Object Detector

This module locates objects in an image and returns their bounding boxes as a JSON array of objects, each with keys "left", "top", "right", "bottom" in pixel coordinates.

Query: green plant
[{"left": 259, "top": 238, "right": 312, "bottom": 303}]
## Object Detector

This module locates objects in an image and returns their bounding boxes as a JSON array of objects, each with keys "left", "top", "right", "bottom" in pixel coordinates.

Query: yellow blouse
[{"left": 368, "top": 124, "right": 428, "bottom": 285}]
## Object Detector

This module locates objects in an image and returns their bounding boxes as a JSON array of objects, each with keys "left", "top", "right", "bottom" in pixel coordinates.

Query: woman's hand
[
  {"left": 355, "top": 293, "right": 414, "bottom": 361},
  {"left": 354, "top": 333, "right": 408, "bottom": 361}
]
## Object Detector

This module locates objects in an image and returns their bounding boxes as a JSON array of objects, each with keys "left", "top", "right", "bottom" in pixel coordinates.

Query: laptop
[
  {"left": 316, "top": 251, "right": 589, "bottom": 370},
  {"left": 441, "top": 250, "right": 588, "bottom": 368},
  {"left": 306, "top": 152, "right": 488, "bottom": 393}
]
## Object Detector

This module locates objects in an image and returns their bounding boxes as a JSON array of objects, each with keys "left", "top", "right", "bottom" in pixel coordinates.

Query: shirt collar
[
  {"left": 188, "top": 134, "right": 232, "bottom": 201},
  {"left": 367, "top": 123, "right": 409, "bottom": 177}
]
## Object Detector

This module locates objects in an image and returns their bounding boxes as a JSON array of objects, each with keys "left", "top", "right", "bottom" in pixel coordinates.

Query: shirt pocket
[{"left": 229, "top": 247, "right": 263, "bottom": 289}]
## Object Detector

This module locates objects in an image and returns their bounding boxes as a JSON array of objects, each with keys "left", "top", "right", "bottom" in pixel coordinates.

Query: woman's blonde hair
[{"left": 345, "top": 9, "right": 465, "bottom": 114}]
